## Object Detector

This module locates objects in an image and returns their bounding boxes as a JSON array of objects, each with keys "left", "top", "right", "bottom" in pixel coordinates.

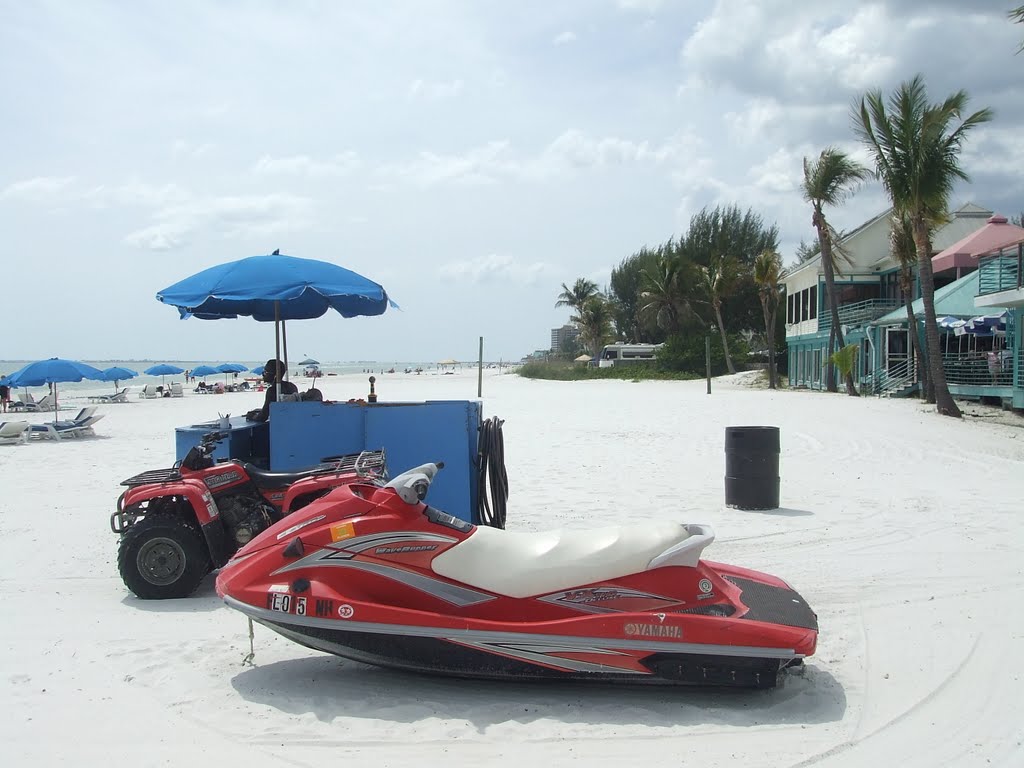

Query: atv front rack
[{"left": 121, "top": 467, "right": 182, "bottom": 487}]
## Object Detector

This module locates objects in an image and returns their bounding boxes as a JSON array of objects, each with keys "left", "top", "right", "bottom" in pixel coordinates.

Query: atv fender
[{"left": 122, "top": 479, "right": 219, "bottom": 525}]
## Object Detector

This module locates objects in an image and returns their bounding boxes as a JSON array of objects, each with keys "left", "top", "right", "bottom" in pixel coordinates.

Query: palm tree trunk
[
  {"left": 761, "top": 298, "right": 777, "bottom": 389},
  {"left": 912, "top": 218, "right": 960, "bottom": 417},
  {"left": 817, "top": 222, "right": 846, "bottom": 393},
  {"left": 714, "top": 302, "right": 735, "bottom": 374}
]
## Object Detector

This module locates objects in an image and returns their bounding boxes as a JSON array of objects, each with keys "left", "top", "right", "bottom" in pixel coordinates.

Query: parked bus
[{"left": 597, "top": 343, "right": 663, "bottom": 368}]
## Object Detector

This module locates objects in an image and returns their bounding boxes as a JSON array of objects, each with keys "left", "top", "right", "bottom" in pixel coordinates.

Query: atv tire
[{"left": 118, "top": 514, "right": 212, "bottom": 599}]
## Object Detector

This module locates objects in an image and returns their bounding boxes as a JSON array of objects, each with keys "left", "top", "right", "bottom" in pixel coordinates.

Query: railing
[
  {"left": 941, "top": 351, "right": 1013, "bottom": 387},
  {"left": 818, "top": 298, "right": 901, "bottom": 332},
  {"left": 873, "top": 358, "right": 916, "bottom": 397},
  {"left": 978, "top": 249, "right": 1022, "bottom": 296}
]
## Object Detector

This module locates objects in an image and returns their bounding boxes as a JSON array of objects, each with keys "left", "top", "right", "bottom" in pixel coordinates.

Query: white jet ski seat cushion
[{"left": 431, "top": 522, "right": 715, "bottom": 599}]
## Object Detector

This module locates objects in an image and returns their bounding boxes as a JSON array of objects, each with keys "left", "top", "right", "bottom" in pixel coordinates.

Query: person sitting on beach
[{"left": 245, "top": 358, "right": 297, "bottom": 422}]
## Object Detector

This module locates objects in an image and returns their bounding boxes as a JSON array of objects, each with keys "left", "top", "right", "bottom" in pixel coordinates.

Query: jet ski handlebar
[{"left": 384, "top": 461, "right": 445, "bottom": 505}]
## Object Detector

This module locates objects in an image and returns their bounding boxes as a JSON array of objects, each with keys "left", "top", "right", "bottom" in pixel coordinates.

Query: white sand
[{"left": 2, "top": 370, "right": 1023, "bottom": 767}]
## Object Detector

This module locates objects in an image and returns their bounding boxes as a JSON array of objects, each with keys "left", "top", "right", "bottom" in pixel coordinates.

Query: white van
[{"left": 597, "top": 343, "right": 662, "bottom": 368}]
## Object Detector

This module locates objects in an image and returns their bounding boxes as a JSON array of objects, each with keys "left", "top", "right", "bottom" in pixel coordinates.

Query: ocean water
[{"left": 0, "top": 360, "right": 453, "bottom": 394}]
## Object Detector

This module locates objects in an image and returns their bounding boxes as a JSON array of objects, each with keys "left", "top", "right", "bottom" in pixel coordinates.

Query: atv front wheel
[{"left": 117, "top": 515, "right": 211, "bottom": 599}]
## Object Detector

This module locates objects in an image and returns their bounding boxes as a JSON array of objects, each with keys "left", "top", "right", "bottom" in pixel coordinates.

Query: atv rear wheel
[{"left": 117, "top": 515, "right": 211, "bottom": 599}]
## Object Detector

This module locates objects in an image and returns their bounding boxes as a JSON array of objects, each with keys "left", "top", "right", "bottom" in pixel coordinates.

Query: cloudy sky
[{"left": 2, "top": 1, "right": 1022, "bottom": 363}]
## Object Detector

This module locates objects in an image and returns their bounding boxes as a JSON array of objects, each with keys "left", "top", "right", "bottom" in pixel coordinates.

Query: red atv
[{"left": 111, "top": 430, "right": 387, "bottom": 599}]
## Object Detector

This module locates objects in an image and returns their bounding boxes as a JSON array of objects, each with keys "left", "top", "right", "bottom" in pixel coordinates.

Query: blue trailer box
[{"left": 269, "top": 400, "right": 482, "bottom": 523}]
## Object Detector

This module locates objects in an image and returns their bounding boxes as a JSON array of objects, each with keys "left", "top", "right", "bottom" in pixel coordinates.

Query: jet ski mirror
[{"left": 384, "top": 462, "right": 445, "bottom": 505}]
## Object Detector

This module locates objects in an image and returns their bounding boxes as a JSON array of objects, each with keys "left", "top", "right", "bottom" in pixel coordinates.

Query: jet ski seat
[{"left": 431, "top": 522, "right": 715, "bottom": 599}]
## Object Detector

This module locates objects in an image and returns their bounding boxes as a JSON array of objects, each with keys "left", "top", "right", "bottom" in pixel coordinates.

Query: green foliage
[
  {"left": 655, "top": 333, "right": 749, "bottom": 376},
  {"left": 517, "top": 359, "right": 701, "bottom": 382},
  {"left": 609, "top": 247, "right": 664, "bottom": 343},
  {"left": 828, "top": 344, "right": 859, "bottom": 379}
]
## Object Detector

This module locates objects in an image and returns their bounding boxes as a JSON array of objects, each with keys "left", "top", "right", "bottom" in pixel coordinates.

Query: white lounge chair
[
  {"left": 0, "top": 421, "right": 31, "bottom": 445},
  {"left": 139, "top": 384, "right": 161, "bottom": 399},
  {"left": 170, "top": 382, "right": 184, "bottom": 397},
  {"left": 31, "top": 413, "right": 105, "bottom": 440},
  {"left": 89, "top": 387, "right": 129, "bottom": 404}
]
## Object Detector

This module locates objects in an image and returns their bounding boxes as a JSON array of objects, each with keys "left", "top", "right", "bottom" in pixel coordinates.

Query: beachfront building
[
  {"left": 550, "top": 324, "right": 580, "bottom": 354},
  {"left": 783, "top": 202, "right": 993, "bottom": 391},
  {"left": 971, "top": 240, "right": 1024, "bottom": 410}
]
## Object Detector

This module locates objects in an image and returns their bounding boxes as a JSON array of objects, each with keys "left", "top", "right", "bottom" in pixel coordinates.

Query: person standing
[{"left": 0, "top": 377, "right": 9, "bottom": 413}]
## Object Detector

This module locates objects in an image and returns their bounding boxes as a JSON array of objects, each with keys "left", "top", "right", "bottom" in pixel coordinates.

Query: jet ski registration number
[{"left": 267, "top": 593, "right": 307, "bottom": 616}]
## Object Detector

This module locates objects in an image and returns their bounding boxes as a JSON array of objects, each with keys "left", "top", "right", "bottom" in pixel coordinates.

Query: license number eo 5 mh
[{"left": 267, "top": 593, "right": 307, "bottom": 615}]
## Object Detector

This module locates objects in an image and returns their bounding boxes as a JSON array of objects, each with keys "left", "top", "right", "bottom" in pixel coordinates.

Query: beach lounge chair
[
  {"left": 139, "top": 384, "right": 160, "bottom": 399},
  {"left": 170, "top": 382, "right": 184, "bottom": 397},
  {"left": 89, "top": 387, "right": 129, "bottom": 404},
  {"left": 19, "top": 393, "right": 57, "bottom": 412},
  {"left": 0, "top": 421, "right": 31, "bottom": 445},
  {"left": 31, "top": 412, "right": 105, "bottom": 440}
]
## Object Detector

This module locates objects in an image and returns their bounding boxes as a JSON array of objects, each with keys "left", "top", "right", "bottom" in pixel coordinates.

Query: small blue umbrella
[
  {"left": 100, "top": 366, "right": 138, "bottom": 390},
  {"left": 144, "top": 363, "right": 185, "bottom": 387},
  {"left": 6, "top": 358, "right": 106, "bottom": 420},
  {"left": 250, "top": 365, "right": 265, "bottom": 376},
  {"left": 216, "top": 363, "right": 249, "bottom": 373},
  {"left": 191, "top": 364, "right": 221, "bottom": 378}
]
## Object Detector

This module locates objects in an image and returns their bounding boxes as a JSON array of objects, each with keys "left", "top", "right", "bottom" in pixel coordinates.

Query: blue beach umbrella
[
  {"left": 6, "top": 357, "right": 105, "bottom": 420},
  {"left": 190, "top": 365, "right": 221, "bottom": 378},
  {"left": 216, "top": 362, "right": 249, "bottom": 386},
  {"left": 250, "top": 365, "right": 265, "bottom": 376},
  {"left": 156, "top": 251, "right": 396, "bottom": 395},
  {"left": 100, "top": 366, "right": 138, "bottom": 390},
  {"left": 144, "top": 363, "right": 185, "bottom": 387}
]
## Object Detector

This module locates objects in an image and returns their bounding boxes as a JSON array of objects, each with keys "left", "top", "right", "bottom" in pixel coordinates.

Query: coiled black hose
[{"left": 476, "top": 416, "right": 508, "bottom": 528}]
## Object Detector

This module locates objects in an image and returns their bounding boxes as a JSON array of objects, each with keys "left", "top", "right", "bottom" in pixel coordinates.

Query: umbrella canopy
[
  {"left": 438, "top": 358, "right": 458, "bottom": 366},
  {"left": 191, "top": 365, "right": 221, "bottom": 378},
  {"left": 216, "top": 363, "right": 249, "bottom": 373},
  {"left": 932, "top": 215, "right": 1024, "bottom": 273},
  {"left": 156, "top": 252, "right": 395, "bottom": 396},
  {"left": 250, "top": 365, "right": 266, "bottom": 376},
  {"left": 144, "top": 363, "right": 185, "bottom": 376},
  {"left": 100, "top": 366, "right": 138, "bottom": 381},
  {"left": 574, "top": 354, "right": 592, "bottom": 362},
  {"left": 299, "top": 357, "right": 319, "bottom": 366},
  {"left": 5, "top": 358, "right": 105, "bottom": 421},
  {"left": 156, "top": 253, "right": 397, "bottom": 321},
  {"left": 100, "top": 366, "right": 138, "bottom": 390}
]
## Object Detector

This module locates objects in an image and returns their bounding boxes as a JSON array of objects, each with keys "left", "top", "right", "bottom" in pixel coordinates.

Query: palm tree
[
  {"left": 801, "top": 148, "right": 869, "bottom": 396},
  {"left": 1012, "top": 5, "right": 1024, "bottom": 52},
  {"left": 855, "top": 74, "right": 993, "bottom": 417},
  {"left": 574, "top": 296, "right": 614, "bottom": 356},
  {"left": 695, "top": 252, "right": 740, "bottom": 374},
  {"left": 753, "top": 249, "right": 783, "bottom": 389},
  {"left": 555, "top": 278, "right": 600, "bottom": 320},
  {"left": 639, "top": 254, "right": 696, "bottom": 335},
  {"left": 890, "top": 212, "right": 928, "bottom": 398}
]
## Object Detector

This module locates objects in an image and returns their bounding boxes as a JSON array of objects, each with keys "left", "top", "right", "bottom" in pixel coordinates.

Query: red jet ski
[{"left": 216, "top": 463, "right": 817, "bottom": 688}]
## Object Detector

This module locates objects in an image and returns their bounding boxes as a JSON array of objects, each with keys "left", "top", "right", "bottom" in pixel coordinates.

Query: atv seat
[
  {"left": 242, "top": 463, "right": 325, "bottom": 489},
  {"left": 431, "top": 522, "right": 715, "bottom": 599}
]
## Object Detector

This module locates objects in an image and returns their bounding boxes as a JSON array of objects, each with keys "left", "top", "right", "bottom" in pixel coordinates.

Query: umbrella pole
[
  {"left": 53, "top": 382, "right": 58, "bottom": 423},
  {"left": 274, "top": 301, "right": 282, "bottom": 400},
  {"left": 282, "top": 320, "right": 289, "bottom": 382}
]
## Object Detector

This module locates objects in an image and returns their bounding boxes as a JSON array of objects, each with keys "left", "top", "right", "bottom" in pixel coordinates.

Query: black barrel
[{"left": 724, "top": 426, "right": 780, "bottom": 510}]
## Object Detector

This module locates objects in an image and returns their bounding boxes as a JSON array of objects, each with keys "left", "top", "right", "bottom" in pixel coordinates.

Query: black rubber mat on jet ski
[{"left": 726, "top": 576, "right": 818, "bottom": 630}]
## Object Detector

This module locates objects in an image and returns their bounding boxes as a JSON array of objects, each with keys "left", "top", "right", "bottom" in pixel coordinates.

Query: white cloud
[
  {"left": 123, "top": 193, "right": 315, "bottom": 251},
  {"left": 553, "top": 31, "right": 577, "bottom": 45},
  {"left": 252, "top": 152, "right": 360, "bottom": 177},
  {"left": 379, "top": 141, "right": 515, "bottom": 186},
  {"left": 408, "top": 78, "right": 464, "bottom": 101},
  {"left": 438, "top": 253, "right": 553, "bottom": 286},
  {"left": 617, "top": 0, "right": 663, "bottom": 12},
  {"left": 171, "top": 139, "right": 215, "bottom": 158},
  {"left": 1, "top": 176, "right": 77, "bottom": 202}
]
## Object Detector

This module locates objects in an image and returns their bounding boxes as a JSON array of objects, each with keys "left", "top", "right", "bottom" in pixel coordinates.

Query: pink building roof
[{"left": 932, "top": 215, "right": 1024, "bottom": 273}]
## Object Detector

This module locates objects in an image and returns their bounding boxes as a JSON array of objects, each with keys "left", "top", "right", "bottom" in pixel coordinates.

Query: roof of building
[
  {"left": 872, "top": 270, "right": 981, "bottom": 325},
  {"left": 932, "top": 215, "right": 1024, "bottom": 272}
]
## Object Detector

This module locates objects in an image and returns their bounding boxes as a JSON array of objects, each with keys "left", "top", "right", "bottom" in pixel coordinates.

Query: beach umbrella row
[{"left": 3, "top": 358, "right": 106, "bottom": 421}]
